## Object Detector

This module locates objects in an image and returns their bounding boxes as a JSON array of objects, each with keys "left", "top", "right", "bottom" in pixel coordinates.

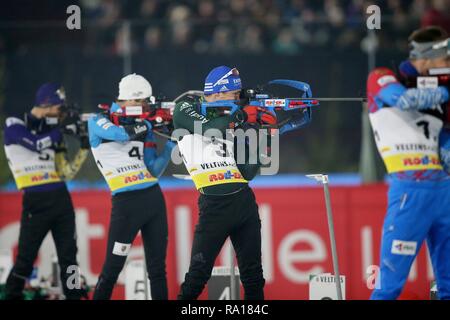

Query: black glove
[
  {"left": 123, "top": 121, "right": 148, "bottom": 141},
  {"left": 60, "top": 112, "right": 82, "bottom": 135}
]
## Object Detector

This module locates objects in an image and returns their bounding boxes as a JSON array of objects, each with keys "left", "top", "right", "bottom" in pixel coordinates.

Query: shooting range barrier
[{"left": 0, "top": 183, "right": 435, "bottom": 300}]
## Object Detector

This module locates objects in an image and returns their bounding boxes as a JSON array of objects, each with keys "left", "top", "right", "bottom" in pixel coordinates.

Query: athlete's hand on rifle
[
  {"left": 243, "top": 106, "right": 277, "bottom": 126},
  {"left": 59, "top": 112, "right": 82, "bottom": 135},
  {"left": 143, "top": 119, "right": 154, "bottom": 140},
  {"left": 123, "top": 119, "right": 148, "bottom": 141},
  {"left": 146, "top": 107, "right": 174, "bottom": 134}
]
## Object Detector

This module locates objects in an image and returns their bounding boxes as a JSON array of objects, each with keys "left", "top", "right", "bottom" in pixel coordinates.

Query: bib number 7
[{"left": 416, "top": 120, "right": 430, "bottom": 139}]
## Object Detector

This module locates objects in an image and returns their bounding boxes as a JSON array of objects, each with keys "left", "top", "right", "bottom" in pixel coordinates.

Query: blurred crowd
[{"left": 80, "top": 0, "right": 450, "bottom": 56}]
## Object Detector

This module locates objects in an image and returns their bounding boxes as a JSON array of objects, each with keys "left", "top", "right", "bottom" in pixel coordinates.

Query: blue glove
[
  {"left": 143, "top": 119, "right": 153, "bottom": 140},
  {"left": 396, "top": 86, "right": 449, "bottom": 110}
]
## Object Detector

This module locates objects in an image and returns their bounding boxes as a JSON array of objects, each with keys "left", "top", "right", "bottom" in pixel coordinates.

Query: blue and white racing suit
[
  {"left": 88, "top": 110, "right": 175, "bottom": 300},
  {"left": 367, "top": 62, "right": 450, "bottom": 300}
]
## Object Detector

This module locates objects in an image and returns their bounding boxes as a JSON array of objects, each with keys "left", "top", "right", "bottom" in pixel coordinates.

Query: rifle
[
  {"left": 198, "top": 79, "right": 368, "bottom": 134},
  {"left": 199, "top": 79, "right": 319, "bottom": 133},
  {"left": 95, "top": 98, "right": 176, "bottom": 138}
]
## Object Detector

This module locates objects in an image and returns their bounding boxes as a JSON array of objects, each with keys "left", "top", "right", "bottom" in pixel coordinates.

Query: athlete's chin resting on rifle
[{"left": 203, "top": 89, "right": 277, "bottom": 127}]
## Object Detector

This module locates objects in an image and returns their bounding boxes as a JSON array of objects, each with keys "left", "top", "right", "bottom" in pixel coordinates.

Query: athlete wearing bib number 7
[
  {"left": 89, "top": 74, "right": 175, "bottom": 300},
  {"left": 174, "top": 66, "right": 277, "bottom": 300},
  {"left": 367, "top": 26, "right": 450, "bottom": 300}
]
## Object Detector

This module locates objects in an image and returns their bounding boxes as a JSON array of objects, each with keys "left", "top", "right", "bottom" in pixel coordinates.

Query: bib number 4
[{"left": 128, "top": 146, "right": 143, "bottom": 160}]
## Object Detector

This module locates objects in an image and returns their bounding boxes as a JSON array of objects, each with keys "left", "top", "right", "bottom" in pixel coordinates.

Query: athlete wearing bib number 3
[
  {"left": 89, "top": 74, "right": 175, "bottom": 300},
  {"left": 367, "top": 26, "right": 450, "bottom": 300},
  {"left": 175, "top": 66, "right": 277, "bottom": 300}
]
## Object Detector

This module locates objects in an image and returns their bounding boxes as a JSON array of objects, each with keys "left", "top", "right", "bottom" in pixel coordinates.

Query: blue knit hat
[
  {"left": 35, "top": 83, "right": 66, "bottom": 106},
  {"left": 204, "top": 66, "right": 242, "bottom": 95}
]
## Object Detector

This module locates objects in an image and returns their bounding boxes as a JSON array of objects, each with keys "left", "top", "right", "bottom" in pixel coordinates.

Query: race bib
[
  {"left": 369, "top": 108, "right": 443, "bottom": 173},
  {"left": 177, "top": 134, "right": 247, "bottom": 190},
  {"left": 91, "top": 141, "right": 157, "bottom": 192},
  {"left": 4, "top": 144, "right": 61, "bottom": 189}
]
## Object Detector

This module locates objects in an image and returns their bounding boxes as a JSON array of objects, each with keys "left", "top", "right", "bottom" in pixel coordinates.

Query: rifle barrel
[{"left": 292, "top": 97, "right": 367, "bottom": 102}]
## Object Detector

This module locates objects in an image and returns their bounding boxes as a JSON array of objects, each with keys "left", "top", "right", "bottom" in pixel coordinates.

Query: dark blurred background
[{"left": 0, "top": 0, "right": 449, "bottom": 186}]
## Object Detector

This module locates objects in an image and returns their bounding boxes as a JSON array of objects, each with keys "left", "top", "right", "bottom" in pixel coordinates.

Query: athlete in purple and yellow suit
[
  {"left": 366, "top": 26, "right": 450, "bottom": 300},
  {"left": 3, "top": 83, "right": 88, "bottom": 299}
]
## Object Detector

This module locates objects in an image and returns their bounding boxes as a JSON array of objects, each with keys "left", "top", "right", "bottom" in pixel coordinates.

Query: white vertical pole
[{"left": 306, "top": 174, "right": 343, "bottom": 300}]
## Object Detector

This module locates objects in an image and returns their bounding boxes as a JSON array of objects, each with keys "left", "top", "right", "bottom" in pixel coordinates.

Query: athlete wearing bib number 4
[
  {"left": 367, "top": 26, "right": 450, "bottom": 300},
  {"left": 89, "top": 74, "right": 175, "bottom": 300},
  {"left": 3, "top": 83, "right": 89, "bottom": 300},
  {"left": 174, "top": 66, "right": 277, "bottom": 300}
]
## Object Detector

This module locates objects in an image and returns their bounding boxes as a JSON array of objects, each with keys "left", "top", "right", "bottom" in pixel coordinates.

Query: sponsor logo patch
[
  {"left": 36, "top": 137, "right": 52, "bottom": 150},
  {"left": 264, "top": 100, "right": 274, "bottom": 107},
  {"left": 417, "top": 77, "right": 438, "bottom": 89},
  {"left": 134, "top": 125, "right": 147, "bottom": 134},
  {"left": 208, "top": 170, "right": 242, "bottom": 182},
  {"left": 403, "top": 155, "right": 440, "bottom": 166},
  {"left": 179, "top": 102, "right": 191, "bottom": 111},
  {"left": 131, "top": 91, "right": 144, "bottom": 98},
  {"left": 391, "top": 240, "right": 417, "bottom": 256},
  {"left": 31, "top": 172, "right": 59, "bottom": 182},
  {"left": 97, "top": 118, "right": 108, "bottom": 126},
  {"left": 112, "top": 242, "right": 131, "bottom": 256},
  {"left": 217, "top": 79, "right": 229, "bottom": 85},
  {"left": 125, "top": 106, "right": 143, "bottom": 116},
  {"left": 377, "top": 75, "right": 397, "bottom": 86},
  {"left": 102, "top": 123, "right": 114, "bottom": 130},
  {"left": 123, "top": 171, "right": 153, "bottom": 184},
  {"left": 274, "top": 99, "right": 286, "bottom": 107},
  {"left": 264, "top": 99, "right": 286, "bottom": 107}
]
